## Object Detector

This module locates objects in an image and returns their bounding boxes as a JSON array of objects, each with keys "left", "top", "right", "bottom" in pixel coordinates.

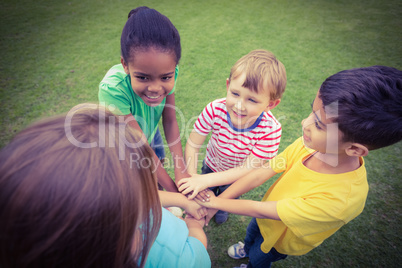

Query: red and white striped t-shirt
[{"left": 194, "top": 98, "right": 282, "bottom": 172}]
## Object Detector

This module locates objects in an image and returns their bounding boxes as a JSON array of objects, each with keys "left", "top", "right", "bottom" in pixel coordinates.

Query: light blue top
[{"left": 145, "top": 208, "right": 211, "bottom": 268}]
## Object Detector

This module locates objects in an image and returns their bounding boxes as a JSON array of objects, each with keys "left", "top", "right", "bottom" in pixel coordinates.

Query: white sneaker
[
  {"left": 228, "top": 241, "right": 248, "bottom": 259},
  {"left": 233, "top": 264, "right": 247, "bottom": 268}
]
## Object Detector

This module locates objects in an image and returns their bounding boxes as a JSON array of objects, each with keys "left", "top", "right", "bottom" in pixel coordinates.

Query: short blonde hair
[{"left": 229, "top": 49, "right": 287, "bottom": 100}]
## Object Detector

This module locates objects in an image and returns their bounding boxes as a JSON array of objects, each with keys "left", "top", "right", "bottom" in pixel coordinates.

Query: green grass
[{"left": 1, "top": 0, "right": 401, "bottom": 267}]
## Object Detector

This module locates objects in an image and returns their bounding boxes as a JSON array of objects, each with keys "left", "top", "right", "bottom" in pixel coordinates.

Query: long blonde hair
[{"left": 0, "top": 104, "right": 161, "bottom": 268}]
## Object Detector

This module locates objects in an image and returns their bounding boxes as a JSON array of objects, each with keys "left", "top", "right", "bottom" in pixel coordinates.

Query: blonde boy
[{"left": 184, "top": 49, "right": 286, "bottom": 224}]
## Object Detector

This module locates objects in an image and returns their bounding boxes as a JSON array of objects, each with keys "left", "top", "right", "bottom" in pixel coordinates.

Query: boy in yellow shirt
[{"left": 178, "top": 65, "right": 402, "bottom": 267}]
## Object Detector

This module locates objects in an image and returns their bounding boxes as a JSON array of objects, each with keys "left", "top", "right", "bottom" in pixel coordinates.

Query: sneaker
[
  {"left": 215, "top": 210, "right": 228, "bottom": 224},
  {"left": 228, "top": 241, "right": 248, "bottom": 259},
  {"left": 233, "top": 264, "right": 247, "bottom": 268}
]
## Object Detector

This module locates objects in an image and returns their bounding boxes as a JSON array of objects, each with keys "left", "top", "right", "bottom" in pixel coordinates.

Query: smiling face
[
  {"left": 226, "top": 73, "right": 279, "bottom": 129},
  {"left": 301, "top": 92, "right": 346, "bottom": 154},
  {"left": 121, "top": 47, "right": 177, "bottom": 107}
]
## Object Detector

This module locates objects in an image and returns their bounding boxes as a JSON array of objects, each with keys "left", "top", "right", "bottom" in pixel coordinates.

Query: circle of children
[{"left": 0, "top": 6, "right": 401, "bottom": 268}]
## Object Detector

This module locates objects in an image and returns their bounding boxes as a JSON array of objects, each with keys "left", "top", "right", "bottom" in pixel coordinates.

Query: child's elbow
[{"left": 258, "top": 201, "right": 280, "bottom": 220}]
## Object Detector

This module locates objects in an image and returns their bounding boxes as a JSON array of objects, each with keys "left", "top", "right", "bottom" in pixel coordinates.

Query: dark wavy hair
[
  {"left": 0, "top": 104, "right": 161, "bottom": 268},
  {"left": 319, "top": 65, "right": 402, "bottom": 150},
  {"left": 121, "top": 6, "right": 181, "bottom": 64}
]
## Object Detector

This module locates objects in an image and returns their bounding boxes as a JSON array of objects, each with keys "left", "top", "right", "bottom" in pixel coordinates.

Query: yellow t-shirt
[{"left": 257, "top": 137, "right": 368, "bottom": 256}]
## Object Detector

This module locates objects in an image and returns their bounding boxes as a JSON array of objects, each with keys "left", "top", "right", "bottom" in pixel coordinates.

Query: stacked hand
[
  {"left": 177, "top": 174, "right": 208, "bottom": 199},
  {"left": 194, "top": 189, "right": 219, "bottom": 226},
  {"left": 178, "top": 174, "right": 222, "bottom": 226},
  {"left": 183, "top": 197, "right": 208, "bottom": 220},
  {"left": 184, "top": 214, "right": 206, "bottom": 228}
]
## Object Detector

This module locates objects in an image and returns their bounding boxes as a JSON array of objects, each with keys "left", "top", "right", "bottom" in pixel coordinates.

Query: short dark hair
[
  {"left": 319, "top": 65, "right": 402, "bottom": 150},
  {"left": 121, "top": 6, "right": 181, "bottom": 64}
]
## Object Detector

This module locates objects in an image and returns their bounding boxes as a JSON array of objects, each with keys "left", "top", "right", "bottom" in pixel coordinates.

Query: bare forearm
[
  {"left": 215, "top": 165, "right": 277, "bottom": 199},
  {"left": 184, "top": 144, "right": 199, "bottom": 175},
  {"left": 186, "top": 220, "right": 207, "bottom": 248},
  {"left": 163, "top": 93, "right": 189, "bottom": 182},
  {"left": 178, "top": 160, "right": 277, "bottom": 199},
  {"left": 155, "top": 157, "right": 178, "bottom": 192},
  {"left": 217, "top": 175, "right": 261, "bottom": 199},
  {"left": 159, "top": 190, "right": 188, "bottom": 207},
  {"left": 200, "top": 166, "right": 255, "bottom": 188},
  {"left": 169, "top": 142, "right": 188, "bottom": 177},
  {"left": 163, "top": 120, "right": 189, "bottom": 182},
  {"left": 163, "top": 119, "right": 182, "bottom": 162},
  {"left": 211, "top": 198, "right": 280, "bottom": 220},
  {"left": 185, "top": 131, "right": 207, "bottom": 175},
  {"left": 198, "top": 156, "right": 267, "bottom": 188},
  {"left": 125, "top": 114, "right": 177, "bottom": 192}
]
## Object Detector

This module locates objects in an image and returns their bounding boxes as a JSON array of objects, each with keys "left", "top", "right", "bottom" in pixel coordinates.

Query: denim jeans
[
  {"left": 150, "top": 127, "right": 165, "bottom": 160},
  {"left": 151, "top": 128, "right": 165, "bottom": 190},
  {"left": 244, "top": 218, "right": 287, "bottom": 268},
  {"left": 201, "top": 161, "right": 231, "bottom": 195}
]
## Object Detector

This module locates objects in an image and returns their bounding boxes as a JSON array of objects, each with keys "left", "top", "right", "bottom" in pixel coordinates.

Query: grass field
[{"left": 1, "top": 0, "right": 401, "bottom": 267}]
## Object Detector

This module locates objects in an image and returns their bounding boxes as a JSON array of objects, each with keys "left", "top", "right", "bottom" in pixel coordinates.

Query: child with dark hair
[
  {"left": 185, "top": 66, "right": 402, "bottom": 267},
  {"left": 99, "top": 6, "right": 187, "bottom": 192},
  {"left": 0, "top": 104, "right": 211, "bottom": 268}
]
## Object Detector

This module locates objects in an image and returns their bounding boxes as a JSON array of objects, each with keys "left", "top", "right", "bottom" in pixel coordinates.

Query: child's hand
[
  {"left": 177, "top": 174, "right": 207, "bottom": 199},
  {"left": 183, "top": 199, "right": 208, "bottom": 220},
  {"left": 194, "top": 189, "right": 211, "bottom": 203},
  {"left": 174, "top": 171, "right": 191, "bottom": 188},
  {"left": 185, "top": 214, "right": 206, "bottom": 228},
  {"left": 192, "top": 190, "right": 218, "bottom": 226},
  {"left": 185, "top": 214, "right": 208, "bottom": 248},
  {"left": 205, "top": 208, "right": 218, "bottom": 226},
  {"left": 194, "top": 189, "right": 215, "bottom": 208}
]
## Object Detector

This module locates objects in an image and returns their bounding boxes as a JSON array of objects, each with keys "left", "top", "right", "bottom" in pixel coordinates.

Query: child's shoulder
[
  {"left": 100, "top": 64, "right": 128, "bottom": 87},
  {"left": 104, "top": 64, "right": 126, "bottom": 76},
  {"left": 203, "top": 98, "right": 227, "bottom": 112},
  {"left": 282, "top": 136, "right": 307, "bottom": 150},
  {"left": 272, "top": 138, "right": 312, "bottom": 166},
  {"left": 259, "top": 110, "right": 281, "bottom": 128},
  {"left": 209, "top": 98, "right": 226, "bottom": 106}
]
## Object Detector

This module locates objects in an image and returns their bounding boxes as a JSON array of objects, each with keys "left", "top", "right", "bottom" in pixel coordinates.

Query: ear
[
  {"left": 345, "top": 143, "right": 369, "bottom": 157},
  {"left": 226, "top": 78, "right": 230, "bottom": 91},
  {"left": 265, "top": 99, "right": 281, "bottom": 112},
  {"left": 121, "top": 56, "right": 130, "bottom": 75}
]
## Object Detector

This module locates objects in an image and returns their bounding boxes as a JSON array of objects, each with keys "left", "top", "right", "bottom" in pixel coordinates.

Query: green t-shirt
[{"left": 98, "top": 64, "right": 178, "bottom": 143}]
